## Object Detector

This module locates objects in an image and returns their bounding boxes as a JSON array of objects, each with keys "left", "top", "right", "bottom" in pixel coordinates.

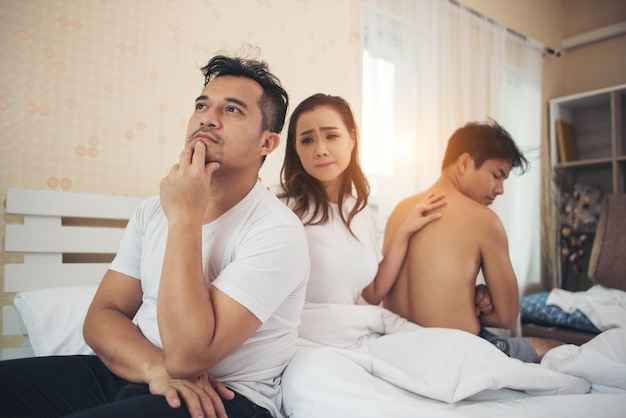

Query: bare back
[{"left": 382, "top": 183, "right": 520, "bottom": 335}]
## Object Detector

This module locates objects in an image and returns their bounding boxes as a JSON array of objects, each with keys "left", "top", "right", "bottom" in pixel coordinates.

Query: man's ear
[
  {"left": 259, "top": 132, "right": 280, "bottom": 158},
  {"left": 457, "top": 153, "right": 472, "bottom": 174}
]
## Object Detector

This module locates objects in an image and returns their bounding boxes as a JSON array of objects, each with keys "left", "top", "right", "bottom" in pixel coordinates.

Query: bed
[
  {"left": 281, "top": 198, "right": 626, "bottom": 417},
  {"left": 281, "top": 303, "right": 626, "bottom": 417},
  {"left": 3, "top": 188, "right": 626, "bottom": 417}
]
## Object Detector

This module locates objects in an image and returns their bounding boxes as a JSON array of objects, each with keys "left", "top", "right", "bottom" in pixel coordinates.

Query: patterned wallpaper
[{"left": 0, "top": 0, "right": 361, "bottom": 351}]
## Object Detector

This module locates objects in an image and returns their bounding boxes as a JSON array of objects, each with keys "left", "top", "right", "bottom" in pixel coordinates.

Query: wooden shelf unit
[{"left": 549, "top": 83, "right": 626, "bottom": 290}]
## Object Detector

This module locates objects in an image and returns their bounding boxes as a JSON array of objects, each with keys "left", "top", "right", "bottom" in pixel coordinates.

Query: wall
[
  {"left": 0, "top": 0, "right": 361, "bottom": 352},
  {"left": 462, "top": 0, "right": 626, "bottom": 94},
  {"left": 561, "top": 0, "right": 626, "bottom": 93}
]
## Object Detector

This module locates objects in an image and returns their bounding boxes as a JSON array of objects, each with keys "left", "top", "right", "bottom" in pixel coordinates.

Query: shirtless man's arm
[
  {"left": 474, "top": 284, "right": 493, "bottom": 316},
  {"left": 476, "top": 212, "right": 519, "bottom": 329}
]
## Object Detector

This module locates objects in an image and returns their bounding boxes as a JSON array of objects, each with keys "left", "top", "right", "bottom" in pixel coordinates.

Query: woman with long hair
[{"left": 277, "top": 93, "right": 445, "bottom": 305}]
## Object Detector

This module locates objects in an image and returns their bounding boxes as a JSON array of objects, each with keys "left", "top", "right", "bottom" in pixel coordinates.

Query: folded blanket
[
  {"left": 520, "top": 291, "right": 600, "bottom": 333},
  {"left": 547, "top": 285, "right": 626, "bottom": 331}
]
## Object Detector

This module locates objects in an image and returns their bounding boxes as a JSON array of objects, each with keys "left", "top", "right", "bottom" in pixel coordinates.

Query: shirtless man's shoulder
[{"left": 387, "top": 187, "right": 498, "bottom": 237}]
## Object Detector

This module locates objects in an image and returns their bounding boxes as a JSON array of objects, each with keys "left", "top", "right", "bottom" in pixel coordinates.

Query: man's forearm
[
  {"left": 158, "top": 223, "right": 217, "bottom": 377},
  {"left": 85, "top": 308, "right": 167, "bottom": 383},
  {"left": 478, "top": 308, "right": 518, "bottom": 329}
]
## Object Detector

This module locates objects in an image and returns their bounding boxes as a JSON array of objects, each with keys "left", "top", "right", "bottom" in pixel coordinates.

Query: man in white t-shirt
[{"left": 0, "top": 53, "right": 309, "bottom": 418}]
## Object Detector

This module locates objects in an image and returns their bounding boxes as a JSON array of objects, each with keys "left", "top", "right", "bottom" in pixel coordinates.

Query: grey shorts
[{"left": 479, "top": 328, "right": 539, "bottom": 363}]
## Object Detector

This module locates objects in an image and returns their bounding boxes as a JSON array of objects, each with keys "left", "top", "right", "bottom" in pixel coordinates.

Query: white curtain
[{"left": 361, "top": 0, "right": 544, "bottom": 303}]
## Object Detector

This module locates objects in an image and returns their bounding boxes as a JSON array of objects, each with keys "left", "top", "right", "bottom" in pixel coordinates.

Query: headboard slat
[
  {"left": 6, "top": 188, "right": 143, "bottom": 219},
  {"left": 2, "top": 306, "right": 27, "bottom": 335},
  {"left": 4, "top": 264, "right": 110, "bottom": 293},
  {"left": 6, "top": 225, "right": 126, "bottom": 253}
]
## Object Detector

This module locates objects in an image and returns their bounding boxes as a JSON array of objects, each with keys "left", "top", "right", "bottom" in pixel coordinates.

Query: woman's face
[{"left": 294, "top": 105, "right": 355, "bottom": 198}]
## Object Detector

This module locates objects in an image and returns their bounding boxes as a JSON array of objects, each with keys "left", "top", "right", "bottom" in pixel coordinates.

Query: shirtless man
[{"left": 383, "top": 120, "right": 563, "bottom": 363}]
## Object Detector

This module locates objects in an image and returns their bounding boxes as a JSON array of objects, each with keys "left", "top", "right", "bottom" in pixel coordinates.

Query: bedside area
[{"left": 521, "top": 194, "right": 626, "bottom": 345}]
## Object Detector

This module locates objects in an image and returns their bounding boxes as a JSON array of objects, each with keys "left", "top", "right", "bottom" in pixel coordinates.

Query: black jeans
[{"left": 0, "top": 355, "right": 272, "bottom": 418}]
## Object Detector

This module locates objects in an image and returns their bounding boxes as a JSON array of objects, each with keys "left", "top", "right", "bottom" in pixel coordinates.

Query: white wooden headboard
[{"left": 2, "top": 188, "right": 144, "bottom": 360}]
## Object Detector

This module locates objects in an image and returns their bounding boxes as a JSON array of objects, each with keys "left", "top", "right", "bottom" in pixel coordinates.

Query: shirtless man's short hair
[{"left": 383, "top": 120, "right": 562, "bottom": 363}]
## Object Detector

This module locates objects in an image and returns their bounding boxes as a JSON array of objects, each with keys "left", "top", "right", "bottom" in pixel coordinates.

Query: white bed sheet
[{"left": 282, "top": 303, "right": 626, "bottom": 418}]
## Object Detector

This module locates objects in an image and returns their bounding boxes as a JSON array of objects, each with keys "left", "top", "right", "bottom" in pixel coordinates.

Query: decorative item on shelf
[
  {"left": 555, "top": 119, "right": 578, "bottom": 163},
  {"left": 559, "top": 182, "right": 603, "bottom": 275},
  {"left": 560, "top": 228, "right": 589, "bottom": 274},
  {"left": 572, "top": 183, "right": 602, "bottom": 232}
]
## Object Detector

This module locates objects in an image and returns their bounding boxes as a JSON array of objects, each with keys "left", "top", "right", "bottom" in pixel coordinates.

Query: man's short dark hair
[
  {"left": 441, "top": 119, "right": 529, "bottom": 174},
  {"left": 200, "top": 54, "right": 289, "bottom": 134}
]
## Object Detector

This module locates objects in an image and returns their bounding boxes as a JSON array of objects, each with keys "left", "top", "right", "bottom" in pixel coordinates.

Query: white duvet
[{"left": 282, "top": 303, "right": 626, "bottom": 418}]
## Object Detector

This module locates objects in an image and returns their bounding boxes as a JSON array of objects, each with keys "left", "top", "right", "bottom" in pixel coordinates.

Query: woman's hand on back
[{"left": 396, "top": 192, "right": 446, "bottom": 237}]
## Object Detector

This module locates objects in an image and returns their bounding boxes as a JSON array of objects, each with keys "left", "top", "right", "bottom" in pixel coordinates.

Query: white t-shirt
[
  {"left": 110, "top": 181, "right": 309, "bottom": 417},
  {"left": 276, "top": 191, "right": 383, "bottom": 304}
]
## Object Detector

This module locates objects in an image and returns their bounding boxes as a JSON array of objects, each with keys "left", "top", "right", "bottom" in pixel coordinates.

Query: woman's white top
[{"left": 276, "top": 189, "right": 383, "bottom": 305}]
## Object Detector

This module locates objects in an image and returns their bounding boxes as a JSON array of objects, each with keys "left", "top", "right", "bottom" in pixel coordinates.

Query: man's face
[
  {"left": 185, "top": 75, "right": 266, "bottom": 169},
  {"left": 464, "top": 158, "right": 512, "bottom": 206}
]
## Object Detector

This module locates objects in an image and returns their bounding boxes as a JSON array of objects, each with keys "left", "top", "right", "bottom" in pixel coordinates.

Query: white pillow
[{"left": 14, "top": 285, "right": 98, "bottom": 356}]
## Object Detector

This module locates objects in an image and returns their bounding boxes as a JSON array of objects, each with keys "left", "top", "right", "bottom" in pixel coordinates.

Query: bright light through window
[{"left": 362, "top": 50, "right": 395, "bottom": 178}]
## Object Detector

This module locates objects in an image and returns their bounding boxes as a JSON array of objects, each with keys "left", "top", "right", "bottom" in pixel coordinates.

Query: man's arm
[
  {"left": 157, "top": 141, "right": 262, "bottom": 379},
  {"left": 84, "top": 270, "right": 161, "bottom": 382},
  {"left": 84, "top": 270, "right": 233, "bottom": 418},
  {"left": 474, "top": 284, "right": 494, "bottom": 316},
  {"left": 477, "top": 215, "right": 520, "bottom": 329}
]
